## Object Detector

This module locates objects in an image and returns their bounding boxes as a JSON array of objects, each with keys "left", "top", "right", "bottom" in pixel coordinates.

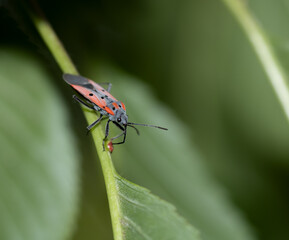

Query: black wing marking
[{"left": 63, "top": 74, "right": 94, "bottom": 89}]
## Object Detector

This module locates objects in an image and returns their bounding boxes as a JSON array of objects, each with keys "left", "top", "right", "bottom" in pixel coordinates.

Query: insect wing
[
  {"left": 73, "top": 85, "right": 107, "bottom": 107},
  {"left": 63, "top": 74, "right": 115, "bottom": 115},
  {"left": 86, "top": 80, "right": 126, "bottom": 112},
  {"left": 87, "top": 79, "right": 118, "bottom": 101},
  {"left": 63, "top": 73, "right": 92, "bottom": 87}
]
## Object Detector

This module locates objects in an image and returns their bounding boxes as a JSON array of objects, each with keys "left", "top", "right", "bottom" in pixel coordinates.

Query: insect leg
[
  {"left": 110, "top": 132, "right": 125, "bottom": 141},
  {"left": 112, "top": 127, "right": 127, "bottom": 145},
  {"left": 106, "top": 83, "right": 112, "bottom": 92},
  {"left": 99, "top": 83, "right": 112, "bottom": 92},
  {"left": 113, "top": 122, "right": 139, "bottom": 135},
  {"left": 113, "top": 122, "right": 125, "bottom": 131},
  {"left": 73, "top": 95, "right": 94, "bottom": 110},
  {"left": 102, "top": 120, "right": 111, "bottom": 151},
  {"left": 87, "top": 115, "right": 103, "bottom": 132}
]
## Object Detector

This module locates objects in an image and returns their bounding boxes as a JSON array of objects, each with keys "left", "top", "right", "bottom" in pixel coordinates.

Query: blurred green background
[{"left": 1, "top": 0, "right": 289, "bottom": 239}]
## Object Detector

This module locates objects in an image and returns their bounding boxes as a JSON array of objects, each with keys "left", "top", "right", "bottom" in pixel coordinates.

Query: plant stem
[
  {"left": 222, "top": 0, "right": 289, "bottom": 122},
  {"left": 28, "top": 5, "right": 123, "bottom": 240}
]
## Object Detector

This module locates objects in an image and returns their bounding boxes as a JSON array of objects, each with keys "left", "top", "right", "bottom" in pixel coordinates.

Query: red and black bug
[{"left": 63, "top": 74, "right": 168, "bottom": 151}]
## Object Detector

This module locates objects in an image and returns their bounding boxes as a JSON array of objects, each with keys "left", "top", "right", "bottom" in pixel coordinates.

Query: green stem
[
  {"left": 29, "top": 5, "right": 123, "bottom": 240},
  {"left": 222, "top": 0, "right": 289, "bottom": 122}
]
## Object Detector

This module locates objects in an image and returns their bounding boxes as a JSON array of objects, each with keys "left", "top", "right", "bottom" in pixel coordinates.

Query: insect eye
[{"left": 117, "top": 118, "right": 121, "bottom": 122}]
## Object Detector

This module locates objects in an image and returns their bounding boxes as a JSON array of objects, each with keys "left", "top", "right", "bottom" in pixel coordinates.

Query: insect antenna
[
  {"left": 127, "top": 122, "right": 168, "bottom": 131},
  {"left": 127, "top": 125, "right": 140, "bottom": 135}
]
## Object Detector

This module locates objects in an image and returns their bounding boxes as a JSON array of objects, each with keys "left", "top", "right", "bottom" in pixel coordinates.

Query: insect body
[{"left": 63, "top": 73, "right": 167, "bottom": 150}]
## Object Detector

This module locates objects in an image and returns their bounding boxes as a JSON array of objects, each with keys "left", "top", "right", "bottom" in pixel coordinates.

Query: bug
[
  {"left": 63, "top": 73, "right": 168, "bottom": 150},
  {"left": 107, "top": 141, "right": 114, "bottom": 153}
]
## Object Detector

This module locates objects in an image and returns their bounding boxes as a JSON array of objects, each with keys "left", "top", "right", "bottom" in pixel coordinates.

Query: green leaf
[
  {"left": 0, "top": 48, "right": 79, "bottom": 240},
  {"left": 116, "top": 175, "right": 200, "bottom": 239},
  {"left": 86, "top": 64, "right": 256, "bottom": 240}
]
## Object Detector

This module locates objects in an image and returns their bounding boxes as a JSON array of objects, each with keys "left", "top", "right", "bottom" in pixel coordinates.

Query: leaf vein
[{"left": 123, "top": 216, "right": 152, "bottom": 240}]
